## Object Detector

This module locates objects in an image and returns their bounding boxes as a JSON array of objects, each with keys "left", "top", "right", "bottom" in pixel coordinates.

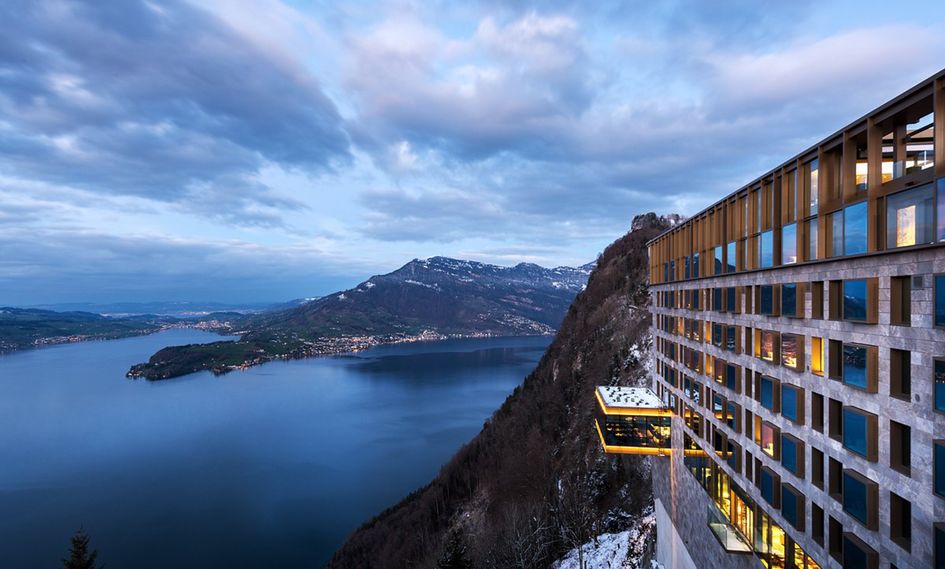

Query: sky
[{"left": 1, "top": 0, "right": 944, "bottom": 305}]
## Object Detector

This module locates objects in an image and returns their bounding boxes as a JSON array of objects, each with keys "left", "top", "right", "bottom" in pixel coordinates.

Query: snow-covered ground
[{"left": 551, "top": 511, "right": 660, "bottom": 569}]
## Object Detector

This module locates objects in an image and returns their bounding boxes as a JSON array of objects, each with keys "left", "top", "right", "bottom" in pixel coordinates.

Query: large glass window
[
  {"left": 844, "top": 201, "right": 869, "bottom": 255},
  {"left": 760, "top": 331, "right": 778, "bottom": 363},
  {"left": 684, "top": 256, "right": 691, "bottom": 280},
  {"left": 887, "top": 183, "right": 936, "bottom": 248},
  {"left": 936, "top": 275, "right": 945, "bottom": 327},
  {"left": 842, "top": 409, "right": 869, "bottom": 458},
  {"left": 714, "top": 246, "right": 723, "bottom": 275},
  {"left": 843, "top": 279, "right": 868, "bottom": 322},
  {"left": 760, "top": 231, "right": 774, "bottom": 268},
  {"left": 842, "top": 471, "right": 870, "bottom": 525},
  {"left": 782, "top": 223, "right": 797, "bottom": 264},
  {"left": 936, "top": 359, "right": 945, "bottom": 413},
  {"left": 843, "top": 536, "right": 872, "bottom": 569},
  {"left": 726, "top": 287, "right": 736, "bottom": 312},
  {"left": 726, "top": 241, "right": 736, "bottom": 273},
  {"left": 692, "top": 253, "right": 700, "bottom": 278},
  {"left": 760, "top": 423, "right": 778, "bottom": 458},
  {"left": 782, "top": 284, "right": 797, "bottom": 317},
  {"left": 842, "top": 344, "right": 868, "bottom": 390},
  {"left": 781, "top": 486, "right": 801, "bottom": 529}
]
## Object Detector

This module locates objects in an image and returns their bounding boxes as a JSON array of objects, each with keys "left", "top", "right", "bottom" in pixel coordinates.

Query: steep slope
[
  {"left": 127, "top": 257, "right": 593, "bottom": 380},
  {"left": 327, "top": 212, "right": 680, "bottom": 569}
]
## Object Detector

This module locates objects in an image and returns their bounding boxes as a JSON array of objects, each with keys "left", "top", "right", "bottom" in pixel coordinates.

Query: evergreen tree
[
  {"left": 436, "top": 530, "right": 472, "bottom": 569},
  {"left": 61, "top": 528, "right": 102, "bottom": 569}
]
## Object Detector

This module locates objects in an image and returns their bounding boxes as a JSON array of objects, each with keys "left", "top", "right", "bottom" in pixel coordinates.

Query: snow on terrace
[{"left": 596, "top": 386, "right": 661, "bottom": 410}]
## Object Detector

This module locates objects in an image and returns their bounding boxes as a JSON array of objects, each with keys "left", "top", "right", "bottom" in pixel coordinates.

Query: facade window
[
  {"left": 760, "top": 467, "right": 780, "bottom": 506},
  {"left": 726, "top": 287, "right": 736, "bottom": 313},
  {"left": 811, "top": 337, "right": 824, "bottom": 376},
  {"left": 692, "top": 253, "right": 700, "bottom": 278},
  {"left": 781, "top": 434, "right": 803, "bottom": 477},
  {"left": 887, "top": 183, "right": 936, "bottom": 248},
  {"left": 760, "top": 422, "right": 779, "bottom": 458},
  {"left": 808, "top": 159, "right": 819, "bottom": 215},
  {"left": 782, "top": 283, "right": 797, "bottom": 317},
  {"left": 936, "top": 441, "right": 945, "bottom": 498},
  {"left": 684, "top": 256, "right": 691, "bottom": 279},
  {"left": 841, "top": 408, "right": 874, "bottom": 459},
  {"left": 842, "top": 279, "right": 868, "bottom": 322},
  {"left": 781, "top": 384, "right": 802, "bottom": 423},
  {"left": 760, "top": 230, "right": 774, "bottom": 268},
  {"left": 891, "top": 276, "right": 912, "bottom": 325},
  {"left": 759, "top": 331, "right": 779, "bottom": 363},
  {"left": 714, "top": 246, "right": 723, "bottom": 275},
  {"left": 935, "top": 359, "right": 945, "bottom": 413},
  {"left": 807, "top": 218, "right": 818, "bottom": 260},
  {"left": 890, "top": 349, "right": 911, "bottom": 399},
  {"left": 890, "top": 492, "right": 912, "bottom": 551},
  {"left": 726, "top": 241, "right": 736, "bottom": 272},
  {"left": 844, "top": 201, "right": 869, "bottom": 255},
  {"left": 781, "top": 484, "right": 804, "bottom": 530},
  {"left": 830, "top": 210, "right": 843, "bottom": 257},
  {"left": 843, "top": 534, "right": 877, "bottom": 569},
  {"left": 842, "top": 344, "right": 869, "bottom": 390},
  {"left": 759, "top": 285, "right": 774, "bottom": 315},
  {"left": 782, "top": 223, "right": 797, "bottom": 264},
  {"left": 713, "top": 288, "right": 723, "bottom": 311},
  {"left": 936, "top": 524, "right": 945, "bottom": 569},
  {"left": 936, "top": 275, "right": 945, "bottom": 327},
  {"left": 781, "top": 334, "right": 802, "bottom": 370},
  {"left": 842, "top": 470, "right": 877, "bottom": 528},
  {"left": 890, "top": 420, "right": 911, "bottom": 475}
]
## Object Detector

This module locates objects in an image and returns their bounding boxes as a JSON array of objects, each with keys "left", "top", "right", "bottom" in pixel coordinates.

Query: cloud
[{"left": 0, "top": 0, "right": 350, "bottom": 225}]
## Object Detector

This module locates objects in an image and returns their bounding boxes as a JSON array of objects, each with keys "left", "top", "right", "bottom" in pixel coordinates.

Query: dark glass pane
[
  {"left": 781, "top": 386, "right": 797, "bottom": 422},
  {"left": 714, "top": 288, "right": 723, "bottom": 311},
  {"left": 715, "top": 246, "right": 723, "bottom": 275},
  {"left": 842, "top": 409, "right": 868, "bottom": 457},
  {"left": 761, "top": 231, "right": 774, "bottom": 268},
  {"left": 727, "top": 242, "right": 736, "bottom": 272},
  {"left": 726, "top": 287, "right": 736, "bottom": 311},
  {"left": 844, "top": 202, "right": 868, "bottom": 255},
  {"left": 781, "top": 487, "right": 797, "bottom": 526},
  {"left": 760, "top": 469, "right": 776, "bottom": 504},
  {"left": 842, "top": 344, "right": 868, "bottom": 389},
  {"left": 887, "top": 183, "right": 936, "bottom": 247},
  {"left": 808, "top": 218, "right": 818, "bottom": 260},
  {"left": 693, "top": 253, "right": 700, "bottom": 278},
  {"left": 760, "top": 377, "right": 775, "bottom": 410},
  {"left": 726, "top": 364, "right": 737, "bottom": 392},
  {"left": 781, "top": 436, "right": 797, "bottom": 474},
  {"left": 669, "top": 260, "right": 675, "bottom": 281},
  {"left": 760, "top": 286, "right": 773, "bottom": 314},
  {"left": 726, "top": 326, "right": 735, "bottom": 352},
  {"left": 936, "top": 275, "right": 945, "bottom": 327},
  {"left": 782, "top": 284, "right": 797, "bottom": 316},
  {"left": 843, "top": 279, "right": 869, "bottom": 321},
  {"left": 843, "top": 536, "right": 868, "bottom": 569},
  {"left": 684, "top": 256, "right": 691, "bottom": 279},
  {"left": 842, "top": 472, "right": 868, "bottom": 524},
  {"left": 782, "top": 223, "right": 797, "bottom": 264},
  {"left": 935, "top": 525, "right": 945, "bottom": 569},
  {"left": 936, "top": 359, "right": 945, "bottom": 412}
]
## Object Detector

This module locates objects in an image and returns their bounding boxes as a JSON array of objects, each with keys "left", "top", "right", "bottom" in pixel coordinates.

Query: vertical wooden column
[
  {"left": 841, "top": 132, "right": 856, "bottom": 202},
  {"left": 935, "top": 76, "right": 945, "bottom": 178}
]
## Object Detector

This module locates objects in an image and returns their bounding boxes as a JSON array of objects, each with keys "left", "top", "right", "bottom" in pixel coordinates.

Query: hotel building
[{"left": 597, "top": 69, "right": 945, "bottom": 569}]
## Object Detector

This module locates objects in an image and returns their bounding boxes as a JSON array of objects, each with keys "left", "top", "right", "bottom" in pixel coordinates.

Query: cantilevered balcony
[{"left": 594, "top": 386, "right": 671, "bottom": 455}]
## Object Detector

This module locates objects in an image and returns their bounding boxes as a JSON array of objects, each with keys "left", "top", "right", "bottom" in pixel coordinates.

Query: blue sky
[{"left": 1, "top": 0, "right": 944, "bottom": 305}]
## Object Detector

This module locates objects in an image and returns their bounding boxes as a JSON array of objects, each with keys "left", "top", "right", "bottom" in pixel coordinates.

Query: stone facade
[{"left": 650, "top": 245, "right": 945, "bottom": 569}]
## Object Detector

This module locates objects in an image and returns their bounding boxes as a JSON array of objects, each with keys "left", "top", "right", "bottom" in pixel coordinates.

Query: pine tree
[
  {"left": 61, "top": 528, "right": 102, "bottom": 569},
  {"left": 436, "top": 530, "right": 472, "bottom": 569}
]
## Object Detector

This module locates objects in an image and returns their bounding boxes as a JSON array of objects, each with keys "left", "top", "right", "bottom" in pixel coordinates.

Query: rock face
[{"left": 326, "top": 213, "right": 678, "bottom": 569}]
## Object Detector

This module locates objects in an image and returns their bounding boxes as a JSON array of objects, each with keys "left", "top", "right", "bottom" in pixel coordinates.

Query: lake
[{"left": 0, "top": 329, "right": 550, "bottom": 568}]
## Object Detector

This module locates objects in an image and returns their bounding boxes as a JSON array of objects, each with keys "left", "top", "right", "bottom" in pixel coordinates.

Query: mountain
[
  {"left": 0, "top": 307, "right": 161, "bottom": 352},
  {"left": 326, "top": 212, "right": 678, "bottom": 569},
  {"left": 126, "top": 256, "right": 594, "bottom": 380}
]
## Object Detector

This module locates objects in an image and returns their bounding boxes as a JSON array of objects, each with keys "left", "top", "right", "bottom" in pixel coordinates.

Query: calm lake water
[{"left": 0, "top": 329, "right": 550, "bottom": 568}]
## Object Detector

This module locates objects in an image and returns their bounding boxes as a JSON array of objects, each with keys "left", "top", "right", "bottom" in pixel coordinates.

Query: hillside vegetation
[{"left": 327, "top": 213, "right": 679, "bottom": 569}]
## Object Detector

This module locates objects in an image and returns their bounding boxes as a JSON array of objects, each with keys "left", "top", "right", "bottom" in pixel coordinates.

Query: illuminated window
[
  {"left": 759, "top": 331, "right": 779, "bottom": 363},
  {"left": 760, "top": 422, "right": 779, "bottom": 459},
  {"left": 781, "top": 334, "right": 802, "bottom": 370},
  {"left": 811, "top": 337, "right": 824, "bottom": 376},
  {"left": 782, "top": 223, "right": 797, "bottom": 264},
  {"left": 886, "top": 183, "right": 935, "bottom": 248}
]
